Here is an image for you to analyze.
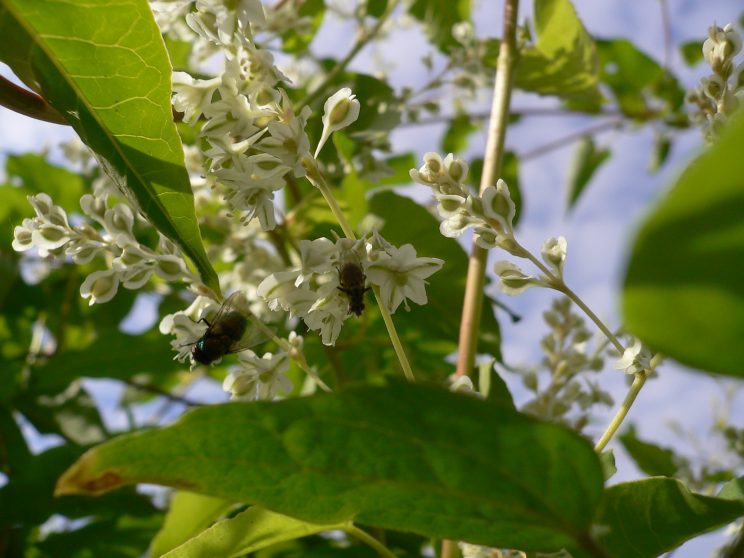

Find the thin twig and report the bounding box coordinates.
[519,119,624,161]
[658,0,673,71]
[122,378,202,407]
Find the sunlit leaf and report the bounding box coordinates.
[407,0,471,53]
[515,0,601,104]
[0,0,220,295]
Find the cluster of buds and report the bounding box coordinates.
[171,0,313,231]
[516,298,613,431]
[410,153,568,296]
[687,23,744,140]
[257,233,443,346]
[13,193,197,305]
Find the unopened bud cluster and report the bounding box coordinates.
[13,193,197,305]
[687,23,744,140]
[516,298,613,431]
[411,153,568,296]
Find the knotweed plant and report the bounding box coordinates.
[3,1,744,558]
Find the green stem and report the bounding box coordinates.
[454,0,520,379]
[306,168,415,382]
[594,371,647,451]
[295,0,399,110]
[345,525,398,558]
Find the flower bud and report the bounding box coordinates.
[12,224,34,252]
[314,88,360,157]
[493,261,544,295]
[80,269,120,305]
[480,179,516,231]
[541,236,568,276]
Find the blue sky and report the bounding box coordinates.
[1,1,743,556]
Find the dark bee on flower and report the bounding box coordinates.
[337,260,370,317]
[191,292,270,365]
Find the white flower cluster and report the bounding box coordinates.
[257,233,443,346]
[13,193,197,305]
[171,0,312,231]
[410,152,568,296]
[687,22,744,140]
[159,295,295,400]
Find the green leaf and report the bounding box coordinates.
[648,132,672,173]
[596,478,744,558]
[57,383,604,554]
[719,477,744,501]
[618,425,679,477]
[597,39,686,120]
[515,0,601,104]
[566,137,610,210]
[281,0,325,54]
[0,0,220,295]
[442,114,479,154]
[679,40,704,66]
[599,449,617,481]
[622,113,744,376]
[369,192,501,362]
[151,492,237,558]
[161,506,346,558]
[6,154,85,212]
[407,0,471,53]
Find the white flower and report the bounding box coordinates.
[614,338,654,375]
[12,220,35,252]
[541,236,568,277]
[80,269,120,305]
[172,72,221,125]
[223,350,292,400]
[159,297,217,363]
[703,23,742,76]
[314,88,360,157]
[366,243,443,313]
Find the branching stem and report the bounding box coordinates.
[346,525,398,558]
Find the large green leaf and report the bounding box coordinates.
[622,113,744,376]
[57,383,604,554]
[596,478,744,558]
[369,192,501,362]
[161,506,346,558]
[0,0,220,295]
[515,0,601,104]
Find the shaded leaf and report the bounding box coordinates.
[0,0,220,295]
[599,449,617,481]
[622,113,744,376]
[442,114,479,154]
[648,132,672,173]
[161,506,346,558]
[5,154,85,213]
[57,383,604,554]
[679,40,704,67]
[566,137,610,210]
[619,425,679,477]
[597,478,744,558]
[515,0,601,104]
[281,0,325,54]
[369,192,501,362]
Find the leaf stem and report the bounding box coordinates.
[346,525,398,558]
[455,0,519,380]
[295,0,399,110]
[594,370,648,452]
[0,75,68,125]
[304,167,415,381]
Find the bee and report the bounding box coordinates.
[337,260,370,317]
[191,292,270,365]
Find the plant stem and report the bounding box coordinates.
[594,371,647,452]
[305,168,415,381]
[455,0,520,381]
[519,118,624,161]
[295,0,399,110]
[346,525,398,558]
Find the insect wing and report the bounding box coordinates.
[207,291,246,330]
[226,322,274,354]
